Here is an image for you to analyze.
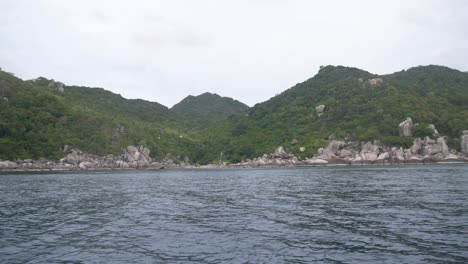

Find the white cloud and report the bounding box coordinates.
[0,0,467,107]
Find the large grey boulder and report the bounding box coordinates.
[317,140,345,159]
[66,149,82,164]
[360,141,380,162]
[398,117,413,137]
[422,137,449,158]
[461,130,468,155]
[48,81,65,92]
[123,145,152,165]
[410,138,422,155]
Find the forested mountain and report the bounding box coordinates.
[1,65,467,164]
[171,92,249,126]
[195,65,468,163]
[0,71,199,160]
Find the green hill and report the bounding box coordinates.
[0,71,199,161]
[171,92,249,126]
[196,65,468,163]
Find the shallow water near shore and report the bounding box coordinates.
[1,165,467,263]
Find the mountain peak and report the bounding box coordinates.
[171,92,249,126]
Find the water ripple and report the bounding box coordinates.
[1,165,467,263]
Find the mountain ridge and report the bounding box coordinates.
[1,64,467,164]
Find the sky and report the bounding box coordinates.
[1,0,467,107]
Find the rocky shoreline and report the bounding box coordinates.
[1,134,468,171]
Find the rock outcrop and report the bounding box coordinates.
[272,146,289,159]
[461,130,468,155]
[398,117,414,137]
[48,81,65,92]
[315,104,325,116]
[368,78,383,85]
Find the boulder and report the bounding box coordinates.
[299,147,306,152]
[48,81,65,92]
[272,146,289,159]
[291,139,299,145]
[339,149,354,159]
[444,153,460,161]
[398,117,413,137]
[391,148,405,162]
[315,105,325,116]
[305,158,328,165]
[318,140,345,159]
[360,141,380,162]
[66,149,82,164]
[123,145,152,165]
[410,138,422,155]
[422,137,449,157]
[377,152,389,161]
[461,130,468,155]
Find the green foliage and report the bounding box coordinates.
[196,65,468,162]
[171,92,249,127]
[413,124,435,138]
[1,65,467,163]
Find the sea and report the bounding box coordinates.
[1,165,467,263]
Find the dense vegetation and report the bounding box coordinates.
[194,65,468,163]
[171,92,249,127]
[1,65,467,164]
[0,72,200,161]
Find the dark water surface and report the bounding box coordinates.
[1,165,467,263]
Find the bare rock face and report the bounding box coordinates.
[461,130,468,155]
[368,78,383,85]
[48,81,65,92]
[123,145,152,165]
[272,146,289,159]
[315,105,325,116]
[398,117,414,137]
[360,141,381,162]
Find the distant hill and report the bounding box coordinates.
[196,65,468,163]
[171,92,249,126]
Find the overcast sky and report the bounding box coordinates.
[1,0,467,107]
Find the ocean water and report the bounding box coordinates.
[0,165,467,263]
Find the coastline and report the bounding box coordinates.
[1,159,467,173]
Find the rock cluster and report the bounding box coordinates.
[234,146,300,167]
[305,136,464,165]
[234,133,468,167]
[0,145,179,171]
